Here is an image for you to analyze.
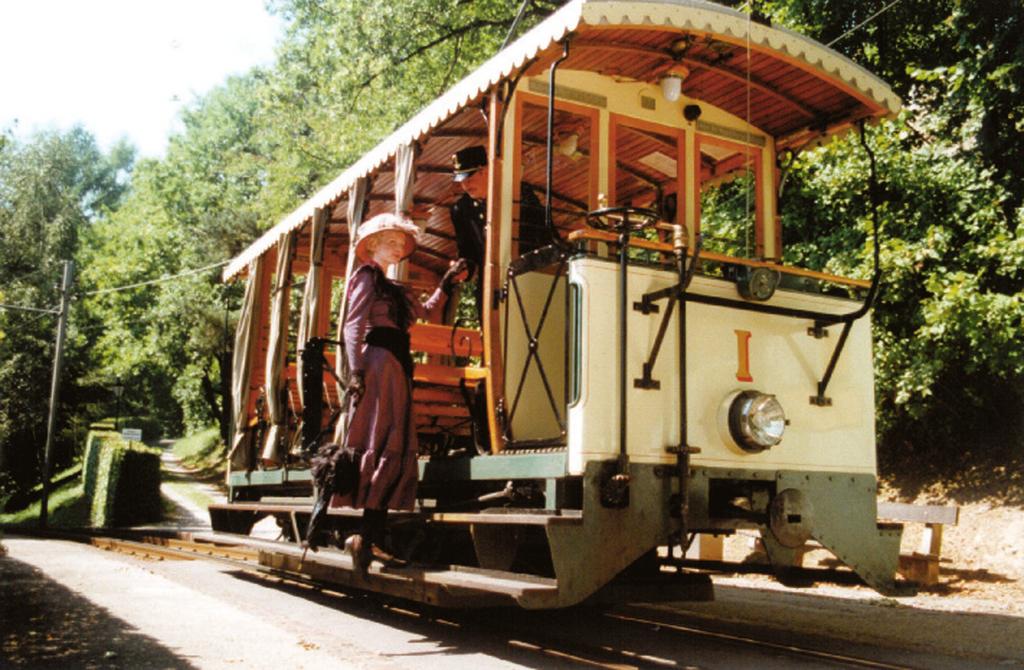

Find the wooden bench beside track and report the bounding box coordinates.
[877,501,960,586]
[683,501,959,586]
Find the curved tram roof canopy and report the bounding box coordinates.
[224,0,900,281]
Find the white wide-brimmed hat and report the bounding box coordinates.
[354,212,420,263]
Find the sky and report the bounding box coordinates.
[0,0,283,158]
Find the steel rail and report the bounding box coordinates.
[606,610,917,670]
[89,536,259,564]
[20,528,920,668]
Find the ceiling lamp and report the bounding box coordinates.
[659,65,690,102]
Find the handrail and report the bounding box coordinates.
[566,228,870,290]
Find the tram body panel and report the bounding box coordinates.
[567,257,876,475]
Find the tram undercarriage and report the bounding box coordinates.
[211,456,900,608]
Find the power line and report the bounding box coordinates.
[83,259,230,297]
[0,302,59,315]
[826,0,903,48]
[20,310,55,327]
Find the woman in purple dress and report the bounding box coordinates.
[343,212,465,572]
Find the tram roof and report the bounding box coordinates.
[224,0,900,280]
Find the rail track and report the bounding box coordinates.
[11,528,921,669]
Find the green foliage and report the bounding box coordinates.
[780,114,1024,461]
[700,172,758,257]
[0,464,82,513]
[81,430,106,499]
[263,0,557,201]
[83,431,161,527]
[754,0,1024,468]
[172,426,225,475]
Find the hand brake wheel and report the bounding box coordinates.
[586,206,661,233]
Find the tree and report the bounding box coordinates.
[0,127,133,499]
[779,116,1024,475]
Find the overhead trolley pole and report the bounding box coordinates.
[39,260,74,529]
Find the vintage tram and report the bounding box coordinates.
[211,0,903,607]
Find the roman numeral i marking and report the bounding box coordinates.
[735,329,753,382]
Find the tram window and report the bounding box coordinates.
[698,138,760,259]
[568,281,582,407]
[611,117,683,260]
[328,276,345,336]
[288,277,304,361]
[515,98,596,257]
[612,122,679,217]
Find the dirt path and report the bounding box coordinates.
[145,443,226,531]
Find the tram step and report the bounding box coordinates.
[191,531,559,608]
[208,502,583,527]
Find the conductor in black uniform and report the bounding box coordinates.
[450,145,551,317]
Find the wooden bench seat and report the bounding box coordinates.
[308,324,486,438]
[315,324,485,387]
[409,322,483,359]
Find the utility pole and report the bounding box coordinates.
[39,260,74,529]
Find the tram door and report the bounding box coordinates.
[503,95,596,445]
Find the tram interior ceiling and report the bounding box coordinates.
[213,0,910,608]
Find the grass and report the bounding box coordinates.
[171,426,227,480]
[0,480,90,529]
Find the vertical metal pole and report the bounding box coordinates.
[545,40,570,236]
[619,227,629,468]
[39,260,73,529]
[675,237,690,531]
[224,301,232,450]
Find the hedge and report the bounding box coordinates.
[82,430,162,527]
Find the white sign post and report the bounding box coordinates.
[121,428,143,442]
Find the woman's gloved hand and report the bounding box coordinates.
[441,258,470,295]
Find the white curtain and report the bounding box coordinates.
[260,230,295,466]
[389,142,419,281]
[296,206,327,407]
[395,141,418,216]
[227,256,266,470]
[332,178,368,443]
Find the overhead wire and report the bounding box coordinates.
[83,259,230,297]
[826,0,903,48]
[0,302,59,315]
[17,309,56,328]
[4,257,231,315]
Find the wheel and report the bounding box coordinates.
[586,206,661,233]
